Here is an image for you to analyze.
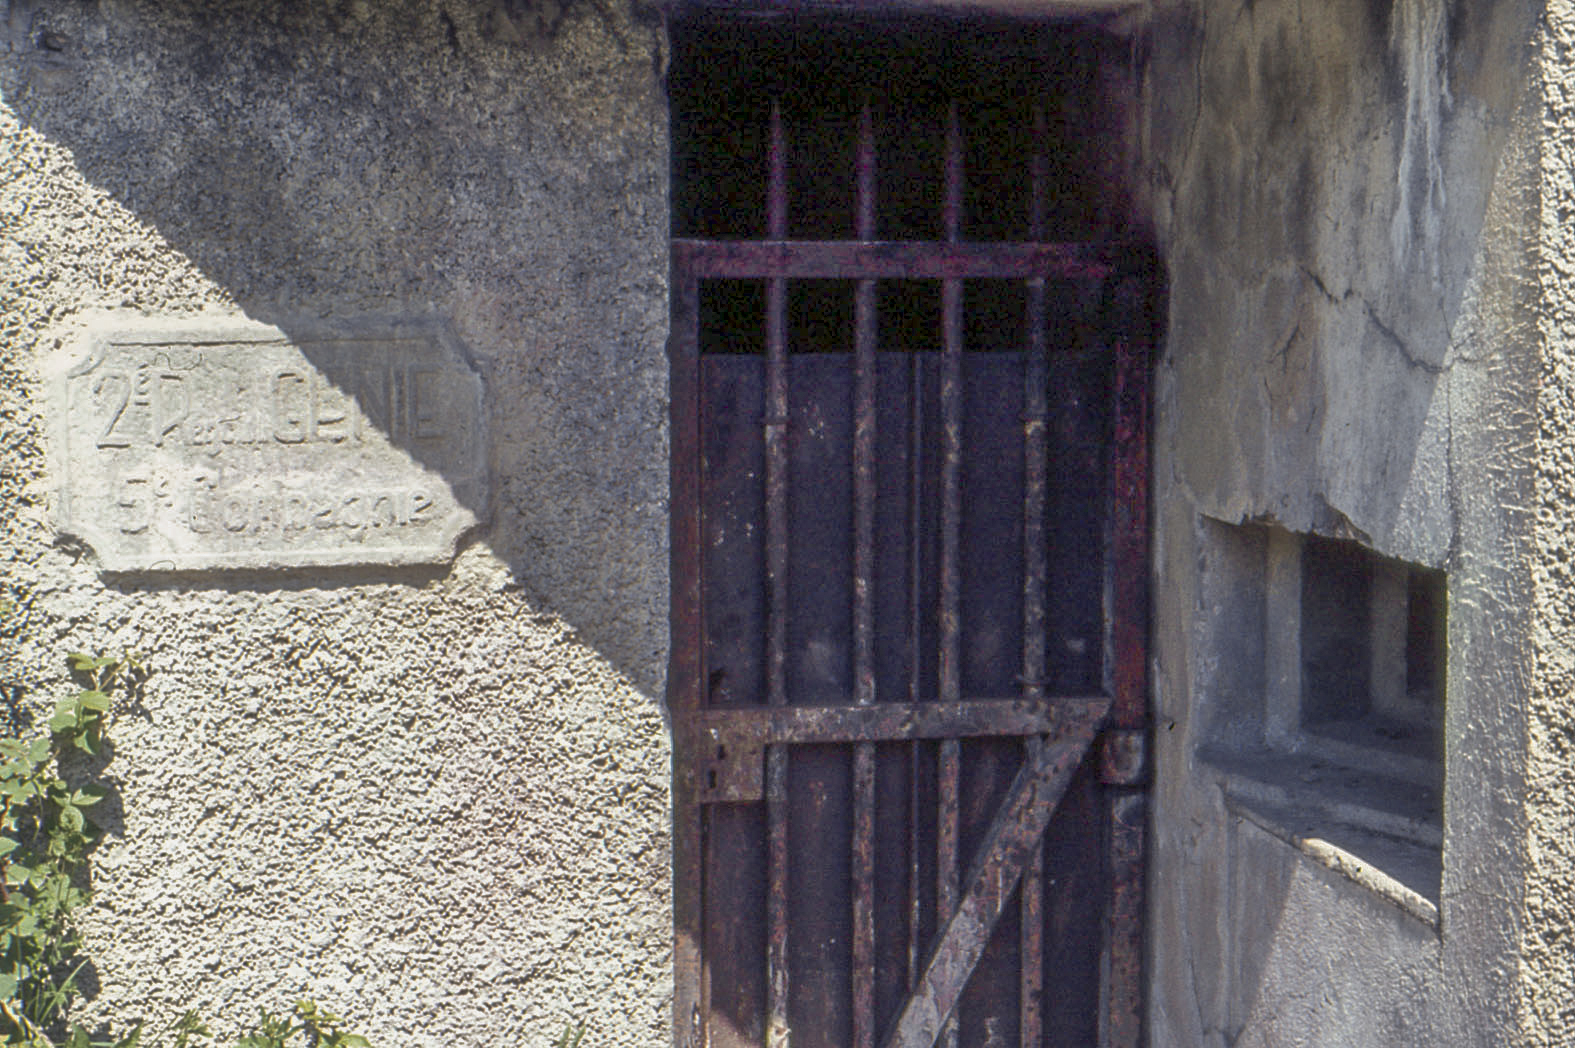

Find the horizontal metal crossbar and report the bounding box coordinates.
[681,696,1110,803]
[673,238,1149,280]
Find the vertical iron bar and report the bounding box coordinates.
[1102,791,1146,1048]
[853,100,878,702]
[1019,104,1050,1048]
[937,100,964,1048]
[1101,319,1150,1048]
[765,100,792,1048]
[906,327,925,995]
[1109,330,1148,735]
[1022,105,1049,706]
[671,250,707,1048]
[851,99,879,1048]
[767,104,790,707]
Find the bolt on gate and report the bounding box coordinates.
[669,17,1157,1048]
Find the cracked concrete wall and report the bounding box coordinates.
[1148,0,1542,1043]
[0,1,671,1045]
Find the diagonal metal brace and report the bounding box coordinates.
[882,698,1110,1048]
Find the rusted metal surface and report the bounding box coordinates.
[1110,325,1149,732]
[936,100,964,1048]
[853,103,879,708]
[1022,103,1050,705]
[852,742,877,1048]
[765,100,792,1048]
[670,68,1157,1048]
[1018,106,1050,1048]
[905,347,926,1007]
[851,99,879,1048]
[683,696,1111,801]
[689,695,1105,745]
[938,102,964,713]
[1100,791,1146,1048]
[1098,728,1147,787]
[1021,274,1049,702]
[1019,802,1044,1048]
[765,106,789,717]
[671,239,1142,281]
[1100,284,1154,1048]
[884,702,1108,1048]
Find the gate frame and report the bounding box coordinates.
[667,68,1157,1048]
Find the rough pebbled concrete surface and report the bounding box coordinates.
[1148,0,1542,1043]
[1527,1,1575,1040]
[1,0,671,1043]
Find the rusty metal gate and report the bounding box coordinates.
[669,33,1155,1048]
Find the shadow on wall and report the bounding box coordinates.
[1152,0,1540,561]
[2,0,670,695]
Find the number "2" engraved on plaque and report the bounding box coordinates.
[95,371,133,448]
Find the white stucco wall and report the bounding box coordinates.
[0,1,672,1044]
[1527,1,1575,1038]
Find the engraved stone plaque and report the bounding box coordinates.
[49,317,487,571]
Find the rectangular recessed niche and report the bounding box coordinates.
[1271,531,1446,781]
[1204,521,1445,925]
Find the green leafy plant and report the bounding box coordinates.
[225,1001,368,1048]
[0,650,134,1045]
[0,637,370,1048]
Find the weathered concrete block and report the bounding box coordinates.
[48,315,486,571]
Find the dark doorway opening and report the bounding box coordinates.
[671,14,1133,244]
[668,13,1157,1048]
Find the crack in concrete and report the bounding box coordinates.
[1299,264,1449,375]
[1362,299,1448,375]
[1270,318,1301,374]
[1299,263,1344,304]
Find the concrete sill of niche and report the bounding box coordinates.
[1200,746,1442,929]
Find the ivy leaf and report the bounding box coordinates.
[48,708,77,732]
[0,971,15,998]
[77,690,110,712]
